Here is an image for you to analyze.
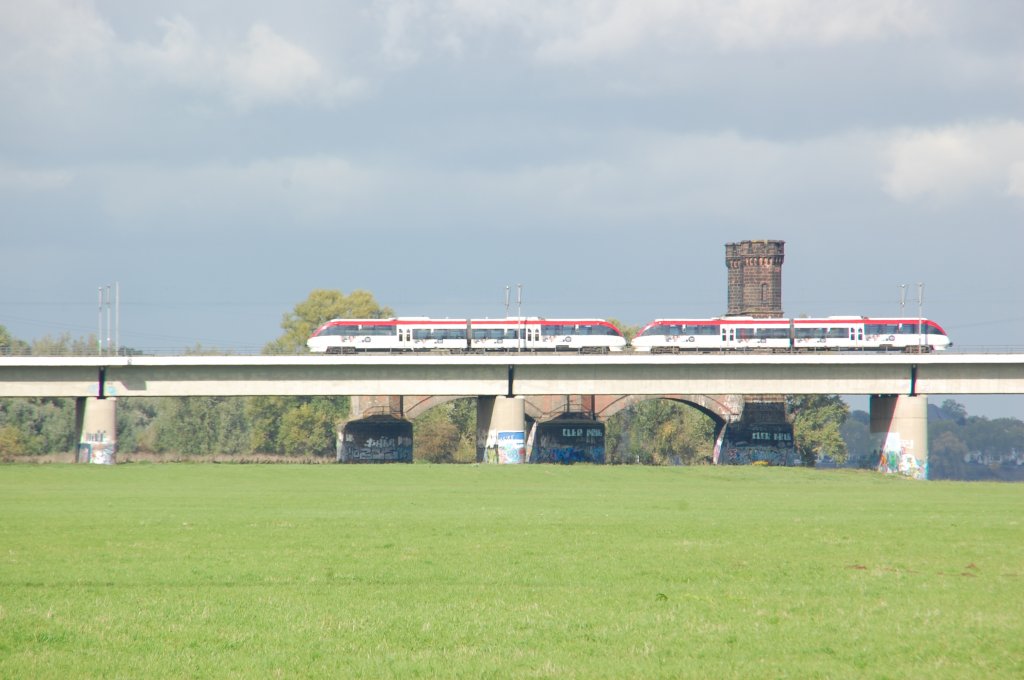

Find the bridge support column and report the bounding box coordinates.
[477,396,526,464]
[532,415,605,464]
[337,416,413,463]
[871,395,928,480]
[75,397,117,464]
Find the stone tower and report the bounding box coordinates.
[725,240,785,318]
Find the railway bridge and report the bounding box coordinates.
[2,353,1023,477]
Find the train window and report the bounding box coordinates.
[795,328,824,339]
[504,329,518,340]
[413,329,431,340]
[827,328,848,339]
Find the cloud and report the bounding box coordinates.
[883,121,1024,202]
[124,17,363,109]
[437,0,937,63]
[0,165,74,191]
[1,3,362,110]
[94,155,376,228]
[0,0,114,69]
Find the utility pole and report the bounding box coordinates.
[917,282,924,351]
[517,284,523,352]
[97,287,103,355]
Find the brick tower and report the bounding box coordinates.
[725,240,785,318]
[719,240,795,465]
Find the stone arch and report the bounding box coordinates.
[594,393,743,437]
[402,395,474,421]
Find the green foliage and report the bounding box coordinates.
[0,398,76,455]
[31,333,100,357]
[413,399,476,463]
[0,425,28,456]
[279,402,336,456]
[150,397,251,455]
[839,410,875,468]
[245,396,349,455]
[928,399,1024,480]
[606,317,640,342]
[0,325,30,356]
[264,289,395,354]
[787,394,850,465]
[606,399,716,464]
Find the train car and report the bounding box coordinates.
[307,318,469,354]
[307,317,626,354]
[631,316,951,353]
[469,318,626,353]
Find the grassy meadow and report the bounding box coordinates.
[0,463,1022,678]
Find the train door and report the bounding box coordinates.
[397,326,411,351]
[721,325,735,348]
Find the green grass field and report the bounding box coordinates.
[1,464,1021,679]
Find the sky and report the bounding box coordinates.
[2,1,1023,417]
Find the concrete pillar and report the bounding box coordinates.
[477,396,526,464]
[871,395,928,480]
[75,397,117,465]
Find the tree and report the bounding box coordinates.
[929,430,970,480]
[0,325,30,356]
[839,410,875,468]
[606,399,716,465]
[414,400,476,463]
[787,394,849,466]
[264,289,394,354]
[607,318,641,343]
[279,402,336,456]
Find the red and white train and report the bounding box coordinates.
[307,317,627,354]
[631,316,952,353]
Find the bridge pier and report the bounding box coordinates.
[75,397,117,464]
[477,396,526,464]
[532,414,605,464]
[871,394,929,479]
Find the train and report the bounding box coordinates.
[307,315,951,354]
[631,316,951,353]
[307,317,628,354]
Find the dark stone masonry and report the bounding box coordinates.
[725,240,785,318]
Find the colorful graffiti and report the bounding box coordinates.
[532,422,605,464]
[78,429,116,464]
[876,433,927,480]
[339,417,414,463]
[497,431,525,464]
[716,423,797,466]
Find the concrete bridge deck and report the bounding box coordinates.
[1,353,1022,398]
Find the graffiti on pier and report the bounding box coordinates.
[78,429,116,464]
[338,416,413,463]
[533,421,605,464]
[876,432,926,480]
[716,423,797,466]
[497,431,525,464]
